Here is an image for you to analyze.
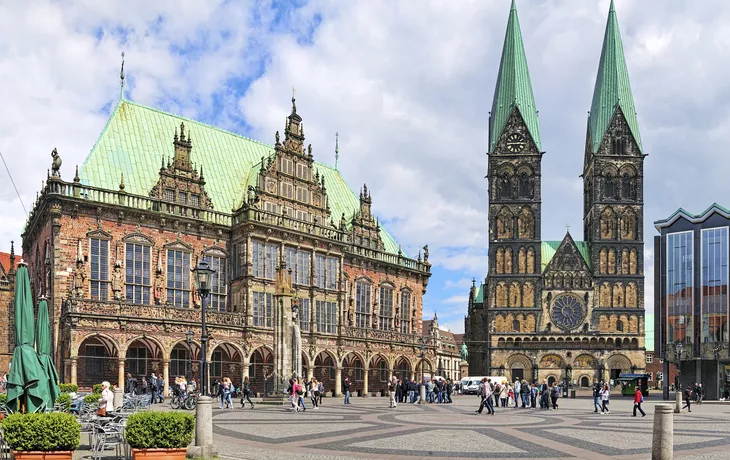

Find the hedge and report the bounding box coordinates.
[59,384,78,394]
[125,412,195,449]
[2,412,80,451]
[92,384,103,394]
[55,393,71,411]
[0,394,7,405]
[83,393,101,404]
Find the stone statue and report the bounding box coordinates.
[71,259,86,298]
[292,304,302,379]
[275,131,280,144]
[51,148,62,177]
[111,261,124,300]
[423,245,429,263]
[460,343,468,362]
[153,264,165,305]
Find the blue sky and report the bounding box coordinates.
[4,0,730,333]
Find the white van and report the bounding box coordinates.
[462,376,510,395]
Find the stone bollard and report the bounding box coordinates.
[186,396,218,459]
[113,388,123,412]
[652,404,673,460]
[675,391,682,413]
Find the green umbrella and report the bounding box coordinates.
[7,264,50,413]
[36,298,60,409]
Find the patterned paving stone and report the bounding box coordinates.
[349,429,526,453]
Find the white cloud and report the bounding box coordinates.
[444,278,474,290]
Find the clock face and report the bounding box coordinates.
[550,294,586,332]
[506,133,526,152]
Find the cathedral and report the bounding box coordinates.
[464,0,646,386]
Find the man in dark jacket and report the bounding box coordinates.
[343,377,352,404]
[520,378,530,407]
[435,379,444,403]
[592,378,601,413]
[125,373,137,394]
[682,385,692,412]
[446,380,453,403]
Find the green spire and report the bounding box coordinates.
[489,0,541,153]
[588,0,642,153]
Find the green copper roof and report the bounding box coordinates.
[588,0,643,153]
[654,202,730,231]
[489,0,541,153]
[540,240,591,272]
[475,283,485,303]
[79,99,401,255]
[645,313,654,352]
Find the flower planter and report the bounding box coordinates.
[131,448,187,459]
[12,451,73,460]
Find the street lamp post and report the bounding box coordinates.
[419,338,426,404]
[674,342,684,391]
[185,330,194,381]
[192,260,215,396]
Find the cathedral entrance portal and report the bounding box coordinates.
[548,376,556,386]
[511,367,524,381]
[581,376,590,387]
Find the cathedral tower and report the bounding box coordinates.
[583,1,645,356]
[475,0,543,375]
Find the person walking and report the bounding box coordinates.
[600,383,610,414]
[343,377,351,404]
[592,378,601,413]
[308,378,319,409]
[682,385,692,412]
[513,379,521,409]
[500,381,508,407]
[475,378,494,415]
[317,380,325,406]
[295,378,307,411]
[530,383,537,409]
[125,373,137,394]
[550,382,560,409]
[520,379,530,408]
[241,376,255,409]
[156,374,165,404]
[388,375,398,408]
[632,386,646,417]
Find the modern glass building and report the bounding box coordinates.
[655,204,730,399]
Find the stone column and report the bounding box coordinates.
[70,358,78,386]
[410,371,415,381]
[652,404,673,460]
[163,360,170,397]
[307,363,314,381]
[242,357,250,381]
[675,390,682,413]
[362,367,369,397]
[187,396,218,458]
[113,388,123,412]
[335,366,342,397]
[117,359,126,393]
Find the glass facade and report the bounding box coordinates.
[701,227,729,343]
[666,231,693,344]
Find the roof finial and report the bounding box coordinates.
[291,87,297,114]
[609,0,615,13]
[73,165,80,183]
[511,0,516,10]
[119,173,125,191]
[335,132,339,171]
[120,51,125,100]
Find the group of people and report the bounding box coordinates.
[124,373,165,403]
[288,377,326,411]
[475,377,561,415]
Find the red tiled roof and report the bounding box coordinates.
[453,334,464,348]
[0,252,10,274]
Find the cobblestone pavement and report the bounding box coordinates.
[208,395,730,460]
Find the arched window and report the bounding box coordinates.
[498,173,512,199]
[616,320,624,332]
[513,319,520,332]
[621,173,635,200]
[604,173,617,200]
[518,172,532,198]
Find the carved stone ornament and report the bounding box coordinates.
[111,261,124,300]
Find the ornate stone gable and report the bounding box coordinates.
[349,184,384,252]
[543,232,592,291]
[491,107,541,156]
[596,107,641,158]
[149,123,214,210]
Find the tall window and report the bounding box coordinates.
[126,347,147,376]
[84,345,105,378]
[252,241,278,280]
[281,157,294,175]
[90,238,109,300]
[296,250,310,285]
[355,282,371,328]
[125,243,151,304]
[315,254,325,288]
[211,351,223,380]
[400,290,411,334]
[667,231,693,343]
[296,187,309,203]
[280,182,294,199]
[203,254,228,311]
[316,300,337,334]
[702,227,728,343]
[166,250,191,307]
[299,298,310,332]
[325,257,338,289]
[379,287,394,330]
[253,292,273,328]
[170,348,190,377]
[296,163,309,180]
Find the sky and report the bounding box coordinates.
[0,0,728,334]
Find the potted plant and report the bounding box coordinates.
[1,412,80,459]
[125,412,195,459]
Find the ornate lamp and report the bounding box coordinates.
[185,330,194,345]
[191,260,216,396]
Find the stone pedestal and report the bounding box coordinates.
[460,360,469,379]
[187,396,218,459]
[113,388,123,411]
[652,404,673,460]
[675,391,682,413]
[418,384,426,404]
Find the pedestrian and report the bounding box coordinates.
[500,381,508,407]
[682,385,692,412]
[475,378,494,415]
[540,379,550,410]
[343,377,351,404]
[308,378,319,409]
[513,379,521,408]
[317,380,324,406]
[550,382,559,409]
[125,373,137,395]
[241,376,255,409]
[408,379,416,403]
[141,375,148,395]
[156,374,165,404]
[592,378,601,413]
[632,386,646,417]
[395,379,403,403]
[295,378,306,411]
[530,383,537,409]
[600,383,610,414]
[446,379,453,403]
[520,379,530,408]
[388,375,398,408]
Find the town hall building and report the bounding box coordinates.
[464,1,646,386]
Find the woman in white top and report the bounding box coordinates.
[500,382,509,407]
[599,383,610,414]
[100,381,114,415]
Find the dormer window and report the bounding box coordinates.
[164,188,175,202]
[178,192,188,204]
[280,182,294,199]
[296,187,309,204]
[281,157,294,175]
[296,163,309,180]
[190,194,200,207]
